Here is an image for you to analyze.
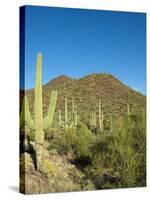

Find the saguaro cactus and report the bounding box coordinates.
[72,98,78,127]
[22,53,57,170]
[65,97,68,128]
[63,97,78,129]
[74,108,78,126]
[58,109,62,128]
[98,98,104,132]
[127,103,130,116]
[90,108,96,130]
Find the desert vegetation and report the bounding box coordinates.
[20,53,146,194]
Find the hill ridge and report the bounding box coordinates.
[20,72,146,122]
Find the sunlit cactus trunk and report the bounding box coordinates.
[22,53,57,171]
[34,53,44,170]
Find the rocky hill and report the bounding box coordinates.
[20,73,146,125]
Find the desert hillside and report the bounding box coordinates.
[20,73,146,124]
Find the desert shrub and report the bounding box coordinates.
[82,179,95,191]
[48,110,146,189]
[49,123,94,161]
[90,134,113,167]
[44,128,58,141]
[41,159,58,179]
[75,123,94,158]
[82,110,146,189]
[108,111,146,187]
[48,128,77,156]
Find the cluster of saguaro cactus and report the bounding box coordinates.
[58,97,78,129]
[21,53,57,170]
[90,98,104,132]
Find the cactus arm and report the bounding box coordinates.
[25,96,35,130]
[43,90,57,130]
[20,97,25,128]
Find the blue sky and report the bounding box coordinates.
[21,6,146,94]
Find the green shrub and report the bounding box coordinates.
[75,123,94,158]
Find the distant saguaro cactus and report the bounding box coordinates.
[127,103,130,116]
[22,53,57,170]
[65,97,68,128]
[72,98,78,127]
[98,98,103,132]
[58,109,62,128]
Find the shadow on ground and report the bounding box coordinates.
[9,185,19,193]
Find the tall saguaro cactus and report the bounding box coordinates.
[22,53,57,170]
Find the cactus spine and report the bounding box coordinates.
[23,53,57,170]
